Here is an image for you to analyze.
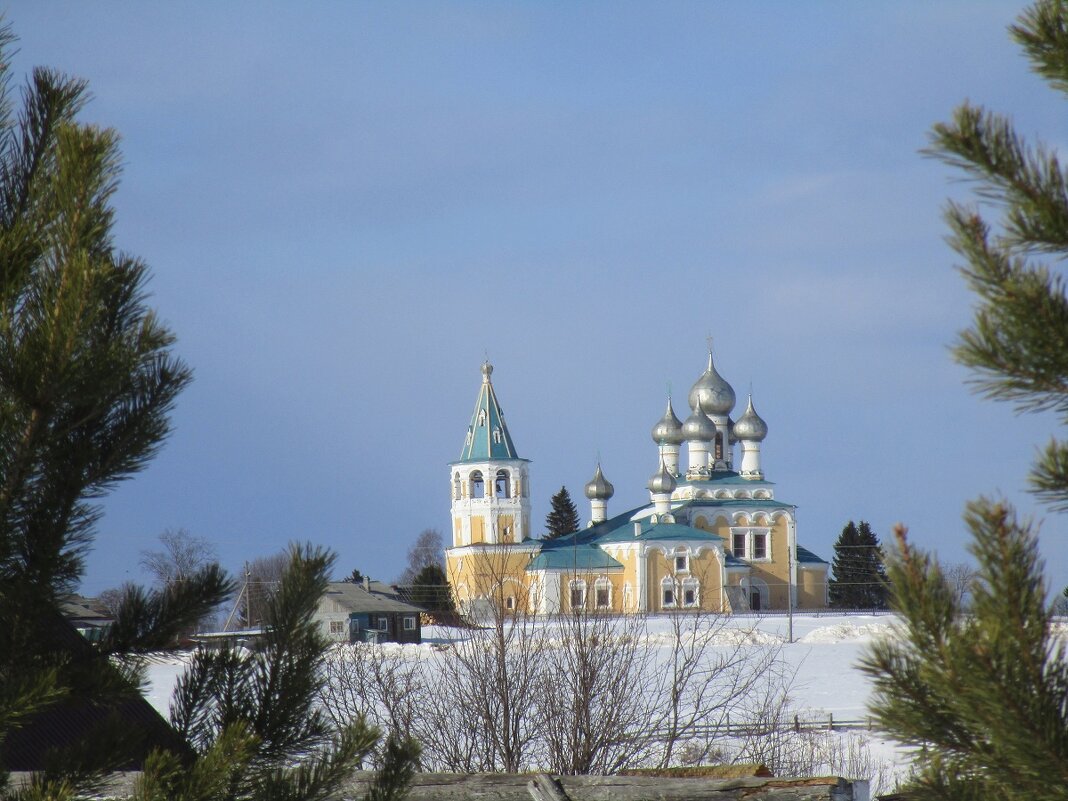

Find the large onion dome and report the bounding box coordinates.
[688,353,736,416]
[651,398,685,445]
[681,405,717,442]
[647,460,677,495]
[733,395,768,442]
[584,463,615,500]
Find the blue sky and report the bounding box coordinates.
[7,2,1067,596]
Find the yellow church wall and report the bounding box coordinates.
[470,516,485,543]
[497,513,514,543]
[644,548,724,613]
[446,547,538,613]
[798,567,829,608]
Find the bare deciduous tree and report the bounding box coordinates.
[140,528,217,585]
[942,561,978,608]
[398,528,445,585]
[535,609,656,774]
[319,642,424,768]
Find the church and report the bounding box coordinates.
[444,353,829,615]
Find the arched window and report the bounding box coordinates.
[453,472,461,500]
[569,580,586,610]
[495,469,510,498]
[477,410,487,427]
[492,427,502,444]
[674,546,690,574]
[682,577,700,608]
[594,577,612,609]
[470,471,485,499]
[661,576,677,608]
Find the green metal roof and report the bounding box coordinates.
[796,545,829,565]
[675,471,776,487]
[597,519,725,544]
[456,363,521,462]
[527,546,624,572]
[681,498,796,510]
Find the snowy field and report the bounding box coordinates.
[144,613,897,723]
[143,612,1068,793]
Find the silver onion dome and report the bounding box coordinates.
[681,405,717,442]
[647,460,677,495]
[688,353,736,416]
[733,395,768,441]
[651,398,685,445]
[584,463,615,500]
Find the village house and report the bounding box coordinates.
[314,580,423,644]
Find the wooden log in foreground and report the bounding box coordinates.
[341,772,867,801]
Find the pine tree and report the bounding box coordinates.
[0,23,231,794]
[861,2,1068,796]
[544,486,580,539]
[0,27,418,800]
[828,520,888,609]
[145,544,420,801]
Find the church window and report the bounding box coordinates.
[683,578,699,608]
[477,410,487,427]
[453,472,461,500]
[714,432,723,461]
[753,532,768,559]
[661,577,677,608]
[493,427,502,444]
[470,471,485,499]
[674,547,689,573]
[495,469,510,498]
[595,578,611,609]
[506,595,515,610]
[569,580,586,610]
[732,532,746,557]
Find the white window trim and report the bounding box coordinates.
[661,576,677,608]
[403,616,416,631]
[673,547,690,574]
[377,616,388,631]
[569,579,587,610]
[730,527,772,562]
[594,577,612,609]
[682,577,700,608]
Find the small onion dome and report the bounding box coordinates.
[481,361,494,381]
[584,463,615,500]
[647,460,677,495]
[651,398,685,445]
[733,395,768,442]
[681,405,717,442]
[688,352,736,416]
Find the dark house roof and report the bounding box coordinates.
[322,582,424,615]
[0,606,192,772]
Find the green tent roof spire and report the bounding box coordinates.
[458,361,520,461]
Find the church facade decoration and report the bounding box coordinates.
[445,354,829,615]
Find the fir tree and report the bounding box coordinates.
[409,563,455,614]
[862,2,1068,797]
[544,486,580,539]
[828,521,889,609]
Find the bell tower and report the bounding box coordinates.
[449,362,531,547]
